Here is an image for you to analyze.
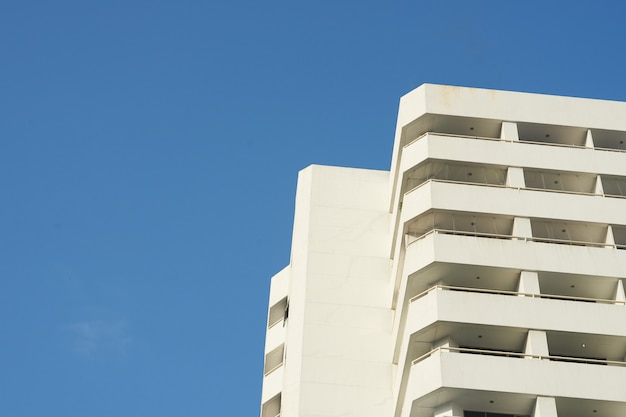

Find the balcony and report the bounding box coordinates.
[602,175,626,198]
[516,121,588,148]
[613,226,626,250]
[402,162,618,199]
[407,228,613,250]
[523,169,597,194]
[400,348,626,417]
[406,286,626,339]
[402,181,626,231]
[389,134,626,257]
[391,285,626,417]
[590,128,626,152]
[404,231,626,283]
[400,115,502,147]
[399,133,626,189]
[402,161,507,197]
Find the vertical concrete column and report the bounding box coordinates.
[501,121,519,141]
[532,396,558,417]
[432,337,458,352]
[433,402,463,417]
[585,129,595,148]
[605,225,616,248]
[513,217,533,239]
[430,279,448,290]
[506,167,526,188]
[614,279,626,303]
[517,271,540,296]
[524,330,549,358]
[594,174,604,195]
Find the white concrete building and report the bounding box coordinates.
[260,84,626,417]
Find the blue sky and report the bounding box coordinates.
[2,1,626,416]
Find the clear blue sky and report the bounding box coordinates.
[1,1,625,416]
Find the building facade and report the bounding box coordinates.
[260,85,626,417]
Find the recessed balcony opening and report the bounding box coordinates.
[524,169,596,194]
[601,175,626,198]
[517,122,587,147]
[261,393,281,417]
[547,331,626,366]
[539,272,618,303]
[411,326,626,369]
[538,272,621,303]
[530,219,608,247]
[407,211,514,242]
[404,160,507,194]
[407,391,537,417]
[556,397,626,417]
[612,226,626,249]
[402,115,502,145]
[409,271,625,307]
[429,115,502,139]
[264,344,285,376]
[405,265,520,303]
[591,128,626,152]
[409,323,528,365]
[268,297,288,328]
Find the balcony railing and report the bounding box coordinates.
[405,228,621,249]
[403,131,626,154]
[404,178,507,197]
[403,177,605,198]
[408,284,626,306]
[411,346,626,367]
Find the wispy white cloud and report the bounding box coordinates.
[68,319,132,357]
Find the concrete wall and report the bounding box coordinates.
[281,165,394,417]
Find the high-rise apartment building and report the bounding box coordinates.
[260,84,626,417]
